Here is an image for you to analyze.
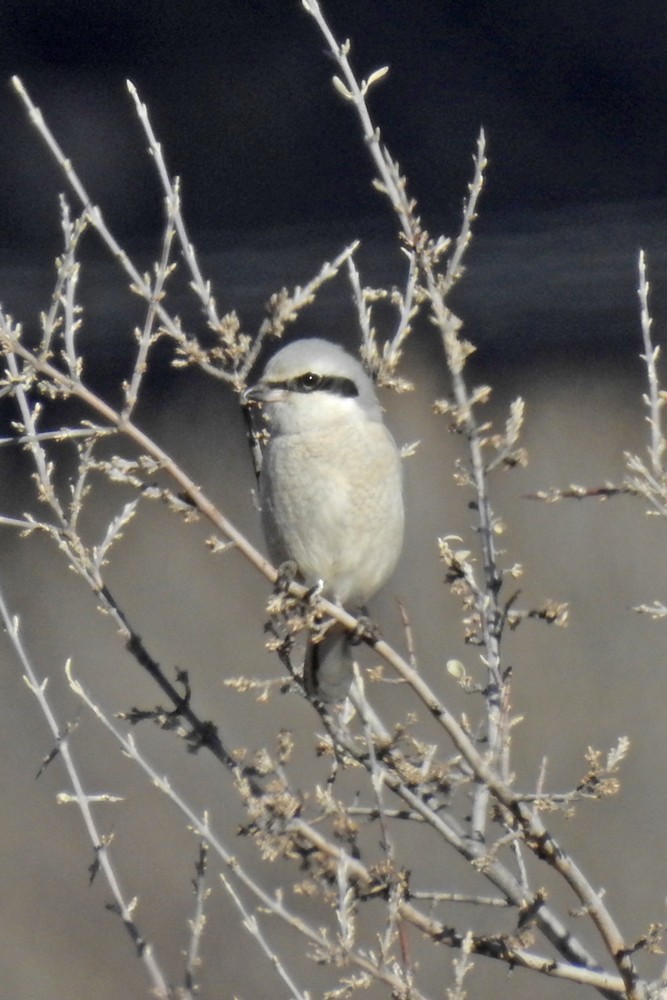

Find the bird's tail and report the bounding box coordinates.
[303,622,354,703]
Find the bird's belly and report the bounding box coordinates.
[261,425,403,605]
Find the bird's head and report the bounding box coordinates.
[243,338,382,435]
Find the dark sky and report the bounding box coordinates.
[1,0,666,252]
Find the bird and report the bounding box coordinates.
[243,338,404,702]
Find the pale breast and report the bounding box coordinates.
[260,420,404,606]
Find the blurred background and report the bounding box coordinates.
[1,1,667,998]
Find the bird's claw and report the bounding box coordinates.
[275,560,299,592]
[304,579,325,603]
[351,613,380,646]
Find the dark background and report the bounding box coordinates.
[2,0,667,365]
[1,0,666,248]
[3,4,667,1000]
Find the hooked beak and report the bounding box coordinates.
[242,382,288,405]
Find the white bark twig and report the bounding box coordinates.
[0,586,171,999]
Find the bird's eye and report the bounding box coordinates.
[296,372,323,391]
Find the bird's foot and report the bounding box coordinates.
[304,578,325,603]
[351,613,381,647]
[274,560,299,593]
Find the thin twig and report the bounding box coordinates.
[182,843,209,1000]
[0,586,171,999]
[637,249,664,478]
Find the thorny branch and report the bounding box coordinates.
[0,5,660,999]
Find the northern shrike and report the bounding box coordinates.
[243,338,404,702]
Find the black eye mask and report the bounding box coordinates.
[269,372,359,397]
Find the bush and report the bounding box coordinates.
[1,3,664,998]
